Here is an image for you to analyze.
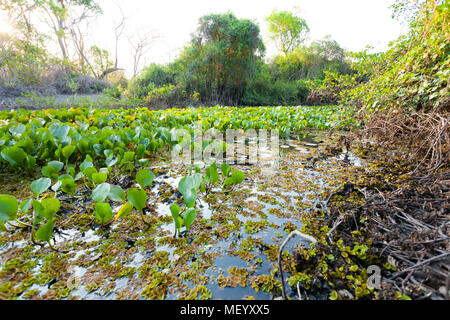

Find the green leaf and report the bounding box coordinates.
[60,178,76,196]
[169,204,182,231]
[108,185,125,202]
[183,208,196,231]
[35,218,55,242]
[32,200,45,225]
[48,161,64,172]
[92,172,107,184]
[183,188,197,208]
[51,181,62,192]
[206,162,219,184]
[41,165,59,180]
[105,155,118,167]
[136,169,155,189]
[19,199,32,213]
[62,145,76,160]
[230,170,245,184]
[121,151,135,163]
[31,178,52,196]
[223,170,245,187]
[0,194,18,222]
[40,198,60,219]
[92,183,111,202]
[115,202,133,220]
[94,202,113,225]
[80,160,93,172]
[1,146,27,167]
[83,167,97,181]
[220,162,231,177]
[127,188,147,211]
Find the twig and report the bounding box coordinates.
[389,252,450,279]
[278,230,317,300]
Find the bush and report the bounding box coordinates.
[306,71,358,106]
[103,86,122,99]
[241,79,310,106]
[128,64,175,98]
[143,84,199,108]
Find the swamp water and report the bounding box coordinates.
[0,131,366,300]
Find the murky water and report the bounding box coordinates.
[0,131,365,300]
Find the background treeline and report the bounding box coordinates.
[125,12,354,107]
[0,1,354,106]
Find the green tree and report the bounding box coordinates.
[178,12,265,104]
[265,9,309,55]
[33,0,102,73]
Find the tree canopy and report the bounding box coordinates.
[265,9,309,55]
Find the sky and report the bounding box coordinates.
[1,0,407,77]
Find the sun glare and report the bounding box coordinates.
[0,14,14,33]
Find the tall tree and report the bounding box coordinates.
[34,0,102,73]
[265,9,309,55]
[180,12,265,104]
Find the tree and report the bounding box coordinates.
[265,9,309,55]
[179,12,265,104]
[34,0,102,73]
[128,30,158,77]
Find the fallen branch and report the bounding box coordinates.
[277,230,317,300]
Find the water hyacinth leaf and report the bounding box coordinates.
[170,204,183,231]
[80,161,93,172]
[41,198,60,219]
[48,161,64,172]
[127,188,147,211]
[51,180,62,192]
[99,167,109,174]
[115,202,133,221]
[136,144,146,157]
[230,170,245,184]
[83,167,97,180]
[77,138,90,154]
[0,195,18,222]
[49,124,70,141]
[136,169,154,188]
[220,162,231,177]
[67,165,76,177]
[105,155,118,167]
[19,199,32,213]
[92,172,107,184]
[35,218,55,242]
[206,162,219,184]
[32,200,45,225]
[94,202,113,225]
[41,165,59,179]
[62,145,76,160]
[108,185,125,202]
[178,174,202,196]
[121,151,135,163]
[93,144,103,156]
[58,174,73,181]
[92,183,111,202]
[183,188,197,208]
[183,208,196,231]
[61,178,76,196]
[74,172,84,181]
[1,146,27,167]
[138,159,149,167]
[31,178,52,196]
[223,170,245,187]
[9,123,26,136]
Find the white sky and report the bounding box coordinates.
[1,0,407,77]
